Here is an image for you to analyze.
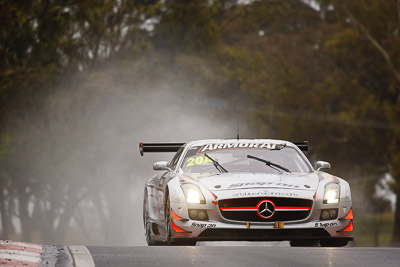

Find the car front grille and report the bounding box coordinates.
[218,197,313,222]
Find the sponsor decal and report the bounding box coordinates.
[199,143,284,153]
[232,190,299,197]
[228,182,300,189]
[191,222,216,228]
[314,222,338,228]
[185,155,212,167]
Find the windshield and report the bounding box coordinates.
[180,142,312,174]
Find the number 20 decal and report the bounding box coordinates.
[186,156,212,166]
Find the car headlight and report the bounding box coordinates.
[323,183,340,204]
[181,184,206,204]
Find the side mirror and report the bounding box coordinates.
[316,161,331,171]
[153,161,171,171]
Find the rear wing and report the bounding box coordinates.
[139,143,185,156]
[139,141,309,156]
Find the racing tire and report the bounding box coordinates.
[143,196,163,246]
[145,221,163,246]
[165,197,196,246]
[290,240,320,247]
[320,239,348,247]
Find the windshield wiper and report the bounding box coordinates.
[204,153,228,173]
[247,154,291,173]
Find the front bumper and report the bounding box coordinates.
[197,229,354,242]
[170,197,354,242]
[170,218,354,242]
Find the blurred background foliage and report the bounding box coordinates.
[0,0,399,246]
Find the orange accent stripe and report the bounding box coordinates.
[345,209,353,220]
[171,220,184,233]
[179,175,189,183]
[180,174,196,183]
[314,191,317,200]
[343,220,353,232]
[171,209,181,221]
[331,175,334,182]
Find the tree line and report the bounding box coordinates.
[0,0,399,245]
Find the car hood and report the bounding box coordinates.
[183,172,319,191]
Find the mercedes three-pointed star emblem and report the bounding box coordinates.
[257,200,276,219]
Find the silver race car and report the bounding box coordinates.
[140,139,354,247]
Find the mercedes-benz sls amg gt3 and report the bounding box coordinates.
[140,139,354,247]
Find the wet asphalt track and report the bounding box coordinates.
[88,246,400,267]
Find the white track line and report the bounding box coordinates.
[68,246,95,267]
[0,241,42,250]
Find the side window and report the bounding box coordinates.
[169,147,184,170]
